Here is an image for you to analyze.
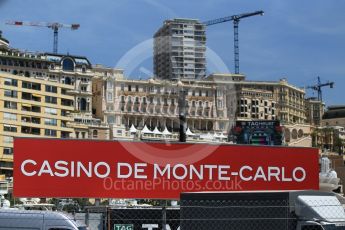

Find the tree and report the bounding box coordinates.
[334,135,344,155]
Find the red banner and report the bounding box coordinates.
[14,138,319,199]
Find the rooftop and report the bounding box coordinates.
[323,106,345,119]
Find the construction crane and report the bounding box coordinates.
[203,10,264,74]
[306,76,334,101]
[5,21,80,54]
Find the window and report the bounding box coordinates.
[80,98,87,111]
[32,106,41,113]
[45,118,57,126]
[4,113,17,121]
[4,101,17,109]
[45,107,58,115]
[121,84,124,91]
[128,85,132,91]
[4,125,17,132]
[3,136,13,143]
[22,92,41,102]
[62,58,74,71]
[81,86,87,92]
[45,85,57,93]
[61,120,67,127]
[22,81,41,90]
[45,129,57,137]
[61,99,73,106]
[107,92,113,101]
[61,110,68,116]
[4,78,17,86]
[107,115,115,124]
[45,96,57,104]
[61,88,67,95]
[3,147,13,155]
[217,100,223,108]
[4,90,17,98]
[135,85,139,92]
[92,130,98,138]
[107,81,113,89]
[64,76,73,85]
[216,90,223,97]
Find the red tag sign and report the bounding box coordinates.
[14,138,319,199]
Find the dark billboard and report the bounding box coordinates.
[233,120,283,146]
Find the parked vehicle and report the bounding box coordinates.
[0,209,88,230]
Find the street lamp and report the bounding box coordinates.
[177,81,187,142]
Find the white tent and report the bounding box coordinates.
[219,133,227,139]
[162,127,172,135]
[141,125,153,134]
[153,127,162,135]
[213,133,221,138]
[200,132,213,140]
[129,124,137,133]
[186,127,195,136]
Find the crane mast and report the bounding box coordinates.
[203,10,264,74]
[307,76,334,102]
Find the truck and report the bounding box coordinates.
[0,209,88,230]
[180,190,345,230]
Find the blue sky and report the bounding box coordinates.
[0,0,344,106]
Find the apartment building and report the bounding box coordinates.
[154,18,206,80]
[305,97,325,126]
[0,72,74,175]
[322,105,345,127]
[0,32,109,175]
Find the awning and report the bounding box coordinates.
[129,124,137,133]
[153,127,162,135]
[141,125,153,134]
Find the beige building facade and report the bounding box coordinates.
[0,34,109,175]
[92,67,309,145]
[305,97,325,126]
[0,72,74,174]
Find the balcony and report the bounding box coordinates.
[21,126,40,135]
[22,92,41,102]
[21,116,41,124]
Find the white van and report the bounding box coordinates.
[0,209,88,230]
